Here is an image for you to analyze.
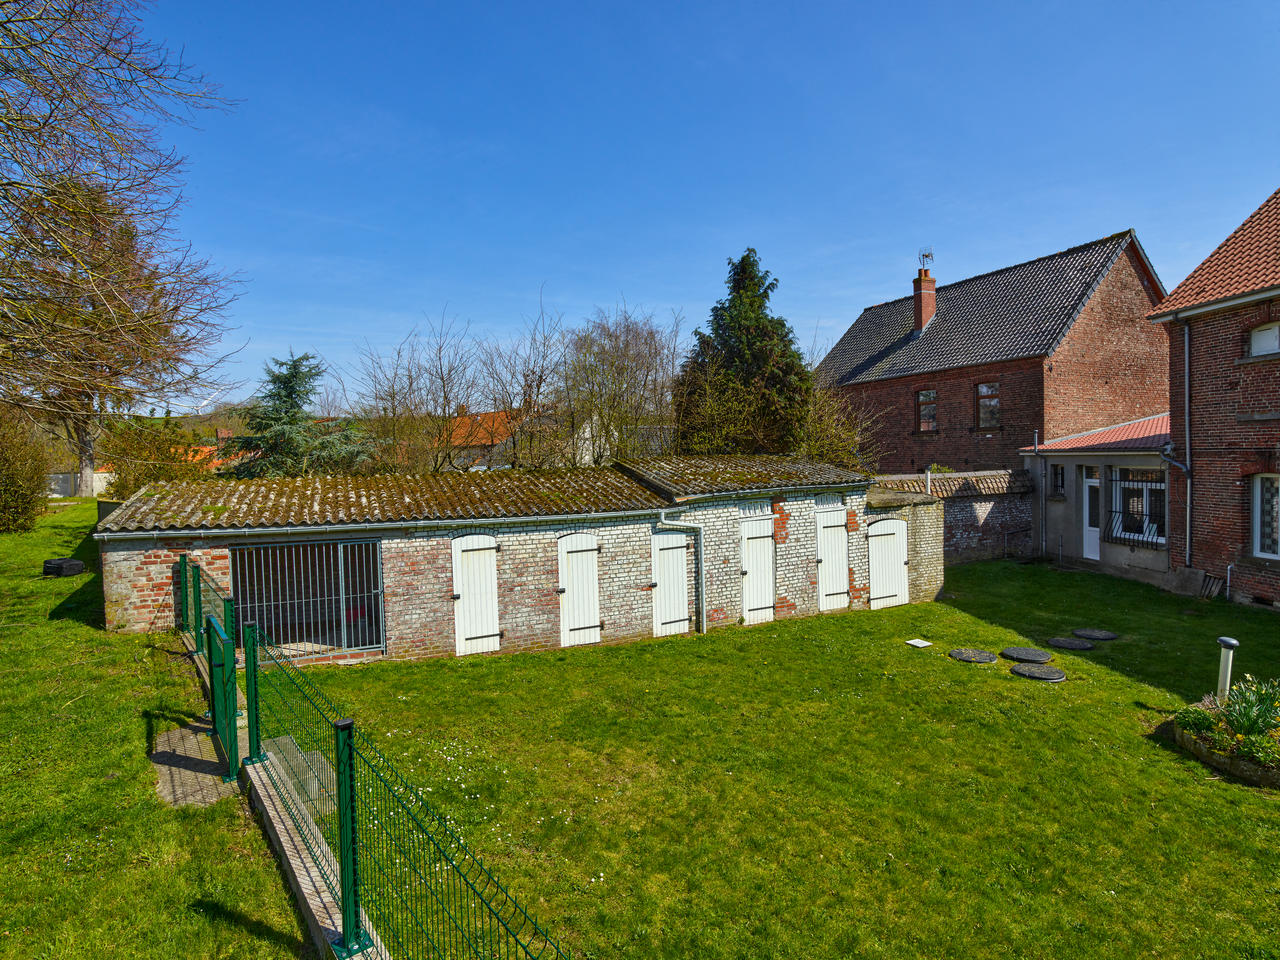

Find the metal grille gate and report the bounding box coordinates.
[232,540,385,660]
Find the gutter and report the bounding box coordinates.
[93,505,670,543]
[656,508,707,634]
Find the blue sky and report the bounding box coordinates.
[149,0,1280,401]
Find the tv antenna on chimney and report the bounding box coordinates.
[918,247,934,269]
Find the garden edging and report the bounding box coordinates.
[1173,724,1280,789]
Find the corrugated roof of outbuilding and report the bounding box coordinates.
[98,468,670,533]
[618,455,869,501]
[876,469,1034,498]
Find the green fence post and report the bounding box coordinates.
[177,555,188,633]
[243,622,263,764]
[332,718,371,958]
[223,595,243,718]
[220,631,238,782]
[206,614,220,730]
[192,566,204,658]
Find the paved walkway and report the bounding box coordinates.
[150,720,241,807]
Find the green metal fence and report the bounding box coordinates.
[177,555,568,960]
[177,556,239,781]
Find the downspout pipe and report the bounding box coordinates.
[657,508,706,634]
[1176,315,1192,569]
[1034,430,1047,557]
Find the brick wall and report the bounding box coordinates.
[1043,244,1168,439]
[877,471,1034,562]
[99,485,949,657]
[841,357,1045,473]
[1168,297,1280,604]
[838,244,1166,474]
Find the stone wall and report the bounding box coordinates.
[876,470,1034,563]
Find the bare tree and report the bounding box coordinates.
[0,2,231,492]
[561,305,680,465]
[352,315,480,472]
[793,381,883,473]
[476,305,566,469]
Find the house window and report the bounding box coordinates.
[1251,321,1280,357]
[916,389,938,432]
[1254,474,1280,559]
[1106,467,1166,547]
[1050,464,1065,496]
[976,382,1000,428]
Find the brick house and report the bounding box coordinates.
[817,231,1168,473]
[1150,186,1280,606]
[95,456,942,660]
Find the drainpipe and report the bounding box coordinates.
[1161,315,1193,569]
[657,509,706,633]
[1034,429,1046,557]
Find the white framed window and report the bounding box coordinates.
[1251,321,1280,357]
[1107,467,1166,545]
[1254,474,1280,560]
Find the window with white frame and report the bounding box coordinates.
[1106,467,1166,546]
[1251,321,1280,357]
[1255,474,1280,559]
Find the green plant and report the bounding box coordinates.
[1174,704,1216,734]
[1220,675,1280,737]
[1236,733,1280,768]
[925,462,957,474]
[0,411,50,531]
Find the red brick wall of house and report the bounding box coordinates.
[843,357,1045,473]
[1042,245,1168,439]
[843,243,1167,475]
[1168,297,1280,604]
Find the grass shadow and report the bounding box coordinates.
[941,560,1280,703]
[189,898,313,957]
[143,705,206,755]
[48,531,105,629]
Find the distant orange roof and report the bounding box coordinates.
[1152,187,1280,317]
[448,409,520,448]
[1020,414,1169,454]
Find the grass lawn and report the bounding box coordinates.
[0,503,313,959]
[309,561,1280,960]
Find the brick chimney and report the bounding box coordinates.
[912,268,936,333]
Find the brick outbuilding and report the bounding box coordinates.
[1150,186,1280,607]
[95,456,943,660]
[817,231,1168,473]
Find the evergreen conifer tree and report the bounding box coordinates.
[227,354,373,478]
[675,249,813,453]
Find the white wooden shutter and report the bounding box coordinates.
[867,518,909,610]
[451,534,500,655]
[739,503,775,625]
[558,533,601,646]
[816,505,850,611]
[651,532,690,636]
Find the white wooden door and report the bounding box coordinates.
[816,505,850,611]
[558,533,601,646]
[868,517,908,610]
[651,532,690,636]
[451,534,500,656]
[1082,478,1101,560]
[740,504,775,625]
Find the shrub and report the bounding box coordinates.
[1174,704,1216,735]
[0,412,50,531]
[1219,675,1280,737]
[101,414,209,502]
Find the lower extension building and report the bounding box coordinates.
[96,456,943,661]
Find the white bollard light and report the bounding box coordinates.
[1216,636,1239,701]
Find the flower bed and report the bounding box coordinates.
[1173,675,1280,789]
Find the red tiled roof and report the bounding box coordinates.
[1018,414,1169,454]
[448,409,520,448]
[1152,187,1280,317]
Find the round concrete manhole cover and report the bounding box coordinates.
[1001,646,1053,663]
[949,648,998,664]
[1073,628,1118,641]
[1047,636,1094,651]
[1012,663,1066,683]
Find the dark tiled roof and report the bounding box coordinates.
[876,469,1034,498]
[1019,413,1170,454]
[99,469,670,533]
[618,455,868,501]
[1151,187,1280,317]
[817,232,1139,386]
